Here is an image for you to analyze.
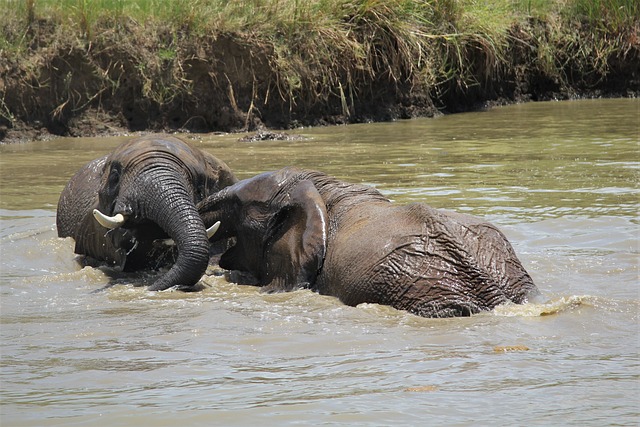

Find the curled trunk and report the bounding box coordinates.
[140,170,210,291]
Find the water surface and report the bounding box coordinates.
[1,99,638,425]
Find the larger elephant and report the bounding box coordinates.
[57,135,237,291]
[197,167,539,317]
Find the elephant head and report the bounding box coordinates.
[57,135,237,291]
[198,167,539,317]
[197,169,329,292]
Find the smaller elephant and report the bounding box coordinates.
[197,167,539,317]
[57,135,237,291]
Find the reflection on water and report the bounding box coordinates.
[1,99,638,426]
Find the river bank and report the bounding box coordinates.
[1,0,638,143]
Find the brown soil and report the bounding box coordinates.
[1,18,638,143]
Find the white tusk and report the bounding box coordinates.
[158,222,220,247]
[93,209,126,229]
[207,221,221,239]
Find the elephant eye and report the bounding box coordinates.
[108,165,121,188]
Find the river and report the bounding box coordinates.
[1,99,638,426]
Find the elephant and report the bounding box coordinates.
[197,167,539,317]
[57,135,237,291]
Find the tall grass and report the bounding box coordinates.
[5,0,637,40]
[1,0,637,131]
[1,0,554,35]
[7,0,637,48]
[570,0,639,30]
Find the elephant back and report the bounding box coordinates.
[411,204,538,306]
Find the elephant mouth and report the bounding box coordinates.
[103,218,175,271]
[93,208,220,271]
[93,209,219,241]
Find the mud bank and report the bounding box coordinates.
[1,16,638,143]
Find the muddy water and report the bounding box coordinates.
[1,99,638,426]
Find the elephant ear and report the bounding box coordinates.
[260,179,328,293]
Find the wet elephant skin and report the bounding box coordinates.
[198,167,539,317]
[57,135,237,291]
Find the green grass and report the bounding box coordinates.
[7,0,631,38]
[4,0,637,65]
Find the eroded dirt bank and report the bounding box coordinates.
[1,17,638,143]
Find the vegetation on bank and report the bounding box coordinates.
[0,0,638,141]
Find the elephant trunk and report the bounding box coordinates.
[196,187,236,241]
[142,171,210,291]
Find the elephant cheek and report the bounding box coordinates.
[219,245,249,272]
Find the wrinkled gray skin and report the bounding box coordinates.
[198,167,539,317]
[57,135,237,291]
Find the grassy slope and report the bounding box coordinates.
[0,0,638,141]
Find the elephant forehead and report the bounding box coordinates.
[110,136,203,167]
[232,170,291,202]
